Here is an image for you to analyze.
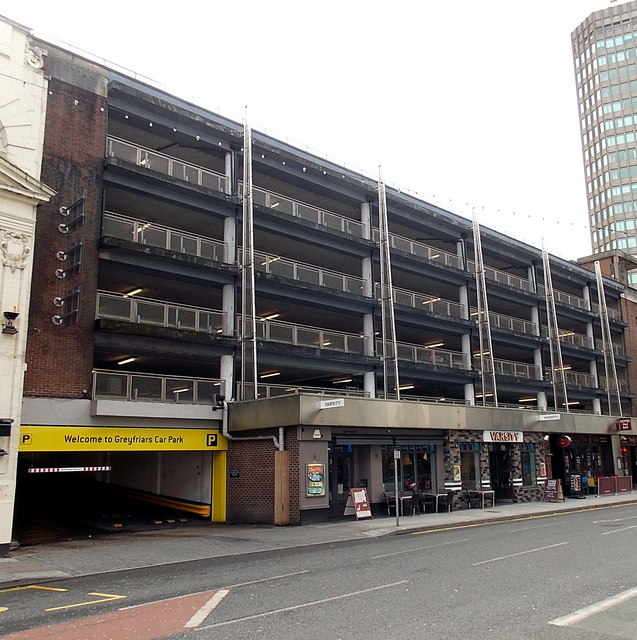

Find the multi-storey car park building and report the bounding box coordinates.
[2,15,637,547]
[572,1,637,273]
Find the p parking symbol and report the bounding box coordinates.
[20,433,32,446]
[206,433,218,447]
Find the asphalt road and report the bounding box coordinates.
[2,504,637,639]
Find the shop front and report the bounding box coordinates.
[620,435,637,487]
[551,434,614,496]
[448,430,545,505]
[323,433,444,519]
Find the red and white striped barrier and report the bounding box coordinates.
[28,466,111,473]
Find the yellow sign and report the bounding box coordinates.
[19,426,227,452]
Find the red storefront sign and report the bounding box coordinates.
[613,418,632,432]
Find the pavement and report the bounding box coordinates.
[1,492,637,590]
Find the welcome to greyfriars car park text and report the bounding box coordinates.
[64,434,185,445]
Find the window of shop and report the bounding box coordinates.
[460,443,480,489]
[382,445,435,493]
[563,443,613,477]
[521,443,536,487]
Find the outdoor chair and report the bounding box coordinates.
[384,493,397,516]
[437,490,455,513]
[408,492,422,516]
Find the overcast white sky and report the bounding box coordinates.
[6,0,626,260]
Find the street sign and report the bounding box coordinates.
[319,398,344,409]
[538,414,561,421]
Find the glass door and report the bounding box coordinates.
[489,445,513,502]
[328,445,353,517]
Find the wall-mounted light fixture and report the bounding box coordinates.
[2,311,19,335]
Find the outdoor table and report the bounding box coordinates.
[468,489,495,509]
[423,492,447,513]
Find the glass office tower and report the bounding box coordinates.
[572,1,637,281]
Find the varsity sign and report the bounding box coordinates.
[482,430,523,443]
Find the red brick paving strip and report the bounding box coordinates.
[1,590,222,640]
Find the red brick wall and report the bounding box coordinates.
[226,428,300,525]
[24,78,106,398]
[621,297,637,416]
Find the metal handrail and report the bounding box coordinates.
[372,229,462,269]
[96,291,225,334]
[385,285,465,318]
[106,137,228,193]
[480,358,542,380]
[92,369,225,404]
[255,317,365,355]
[376,341,468,370]
[254,250,366,295]
[103,212,227,262]
[472,308,538,335]
[237,382,370,399]
[467,260,533,292]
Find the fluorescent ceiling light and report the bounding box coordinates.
[259,371,281,379]
[261,313,280,321]
[123,288,143,297]
[518,397,536,403]
[172,387,190,394]
[117,357,136,365]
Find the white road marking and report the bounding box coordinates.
[472,542,569,566]
[507,521,569,533]
[226,570,310,588]
[119,571,309,611]
[195,580,409,631]
[372,538,469,559]
[185,589,229,628]
[602,524,637,535]
[550,585,637,627]
[593,515,637,524]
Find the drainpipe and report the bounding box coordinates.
[215,399,283,451]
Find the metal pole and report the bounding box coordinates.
[394,448,400,526]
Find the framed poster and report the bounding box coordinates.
[306,463,326,496]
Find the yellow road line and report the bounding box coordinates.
[45,592,126,612]
[0,585,68,594]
